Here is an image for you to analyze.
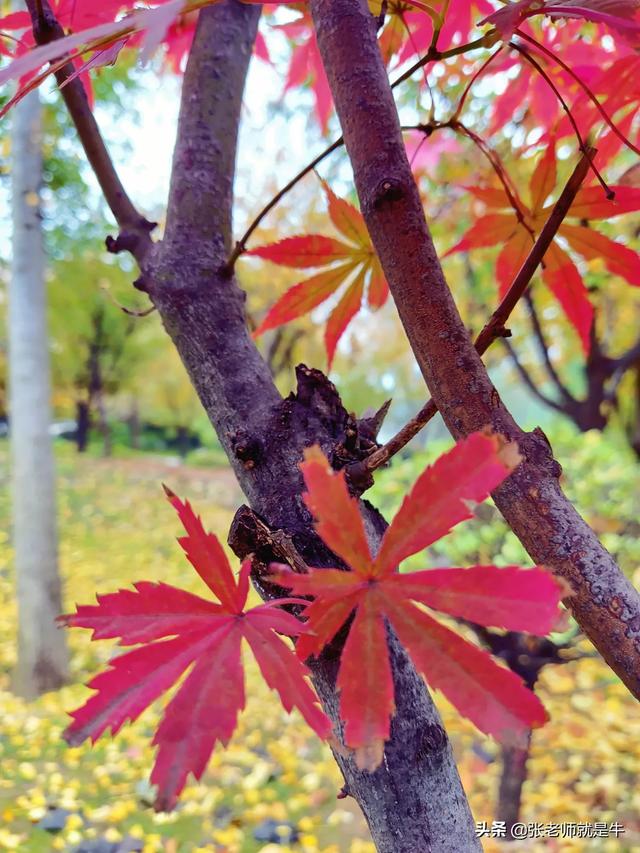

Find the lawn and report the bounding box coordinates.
[1,439,639,851]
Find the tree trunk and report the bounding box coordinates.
[145,4,480,848]
[75,399,90,452]
[127,401,140,450]
[95,392,112,457]
[496,733,532,838]
[8,87,69,698]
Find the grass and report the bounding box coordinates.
[1,439,639,851]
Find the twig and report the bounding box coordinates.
[524,291,577,405]
[223,137,344,272]
[514,28,640,159]
[612,332,640,375]
[501,338,566,412]
[509,41,610,197]
[99,284,156,317]
[474,147,593,353]
[24,0,155,265]
[451,120,531,229]
[350,147,593,477]
[224,33,494,271]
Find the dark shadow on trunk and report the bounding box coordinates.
[75,399,90,453]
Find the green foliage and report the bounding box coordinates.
[48,251,150,415]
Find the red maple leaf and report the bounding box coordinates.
[445,141,640,353]
[61,487,331,811]
[276,8,334,133]
[273,434,564,769]
[248,180,388,367]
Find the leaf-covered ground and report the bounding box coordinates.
[1,438,639,852]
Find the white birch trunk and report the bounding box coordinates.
[8,88,69,697]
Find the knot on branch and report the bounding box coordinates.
[228,506,309,599]
[372,178,405,210]
[416,724,447,767]
[473,627,570,689]
[132,274,152,294]
[524,426,563,479]
[229,429,263,470]
[228,505,277,563]
[105,219,157,258]
[286,366,389,490]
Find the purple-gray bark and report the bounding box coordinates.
[25,0,640,848]
[143,4,479,848]
[308,0,640,702]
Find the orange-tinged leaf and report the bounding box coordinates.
[542,243,594,353]
[445,213,519,255]
[274,442,560,761]
[321,179,370,247]
[247,235,354,268]
[465,185,512,210]
[150,626,244,812]
[243,620,332,738]
[253,262,359,337]
[390,565,564,634]
[325,270,366,367]
[63,493,331,811]
[64,629,223,747]
[529,141,557,215]
[560,224,640,286]
[295,593,361,661]
[301,446,372,572]
[496,228,533,298]
[248,182,383,362]
[383,596,548,746]
[60,581,226,645]
[368,256,389,309]
[373,433,517,577]
[272,566,364,601]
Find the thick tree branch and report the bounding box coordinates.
[349,150,592,479]
[310,0,640,701]
[143,3,477,847]
[25,0,155,263]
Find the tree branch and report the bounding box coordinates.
[144,4,476,846]
[611,331,640,376]
[502,339,568,413]
[524,291,577,405]
[25,0,155,264]
[310,0,640,702]
[224,32,495,271]
[225,137,345,271]
[349,149,592,478]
